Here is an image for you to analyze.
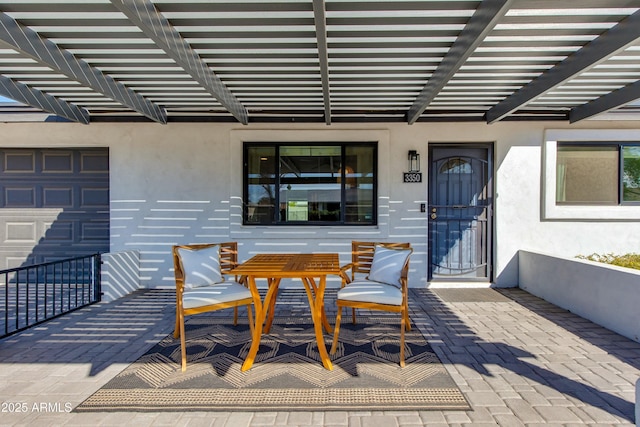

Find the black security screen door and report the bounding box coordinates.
[428,145,492,281]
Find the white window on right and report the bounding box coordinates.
[556,143,640,205]
[543,130,640,220]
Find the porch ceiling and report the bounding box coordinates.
[0,0,639,124]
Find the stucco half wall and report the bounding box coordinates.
[519,250,640,344]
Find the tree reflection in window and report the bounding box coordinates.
[244,142,376,225]
[439,157,471,174]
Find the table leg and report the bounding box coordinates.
[301,276,333,371]
[306,277,332,334]
[242,276,279,372]
[264,278,280,334]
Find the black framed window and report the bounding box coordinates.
[556,142,640,205]
[244,142,377,225]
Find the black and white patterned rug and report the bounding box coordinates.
[75,314,469,412]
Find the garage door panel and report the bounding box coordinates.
[0,149,109,268]
[3,152,35,173]
[3,212,68,243]
[81,153,109,172]
[3,256,27,270]
[4,187,36,207]
[81,187,109,207]
[5,221,37,243]
[82,221,109,241]
[42,151,73,173]
[43,220,74,241]
[43,187,74,207]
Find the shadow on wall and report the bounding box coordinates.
[5,209,140,302]
[494,253,519,287]
[10,207,109,268]
[0,208,112,308]
[101,250,140,302]
[0,148,110,271]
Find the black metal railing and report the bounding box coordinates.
[0,253,102,339]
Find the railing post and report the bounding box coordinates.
[93,254,102,303]
[14,271,19,331]
[3,271,8,336]
[636,379,640,425]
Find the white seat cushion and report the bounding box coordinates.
[367,245,412,288]
[337,280,403,306]
[182,281,252,309]
[177,245,223,288]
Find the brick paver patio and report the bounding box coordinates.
[0,287,638,426]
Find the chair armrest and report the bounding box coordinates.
[221,259,244,285]
[339,263,354,286]
[221,272,248,286]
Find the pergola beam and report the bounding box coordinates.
[111,0,248,125]
[486,9,640,124]
[406,0,514,124]
[570,80,640,122]
[0,12,167,124]
[0,75,90,124]
[312,0,331,125]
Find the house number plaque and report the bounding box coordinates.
[403,172,422,183]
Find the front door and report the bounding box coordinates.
[428,144,492,281]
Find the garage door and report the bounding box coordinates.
[0,148,109,269]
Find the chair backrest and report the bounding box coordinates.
[350,241,411,279]
[172,242,239,290]
[218,242,240,274]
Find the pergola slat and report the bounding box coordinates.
[312,0,331,125]
[0,74,90,123]
[570,79,640,123]
[406,0,514,124]
[0,11,167,124]
[486,9,640,124]
[110,0,248,124]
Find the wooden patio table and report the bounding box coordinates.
[230,253,340,371]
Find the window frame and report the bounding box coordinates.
[543,130,640,221]
[242,141,378,226]
[556,141,640,207]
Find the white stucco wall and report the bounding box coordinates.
[101,250,140,302]
[519,250,640,343]
[2,120,640,289]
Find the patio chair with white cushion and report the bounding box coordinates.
[331,241,413,367]
[173,242,254,371]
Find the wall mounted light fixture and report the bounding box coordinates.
[404,150,422,183]
[408,150,420,172]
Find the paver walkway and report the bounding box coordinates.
[0,287,638,426]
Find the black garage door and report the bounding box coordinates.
[0,148,109,269]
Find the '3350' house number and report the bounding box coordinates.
[403,172,422,183]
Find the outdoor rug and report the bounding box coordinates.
[75,314,469,412]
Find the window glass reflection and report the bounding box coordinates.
[244,143,376,225]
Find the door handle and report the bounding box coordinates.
[430,207,437,220]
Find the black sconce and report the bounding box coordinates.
[408,150,420,172]
[404,150,422,183]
